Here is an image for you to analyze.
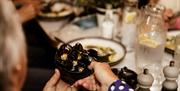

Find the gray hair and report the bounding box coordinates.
[0,0,26,91]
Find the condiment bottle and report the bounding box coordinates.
[101,4,114,39]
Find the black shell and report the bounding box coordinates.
[87,49,98,58]
[73,43,84,51]
[118,67,138,89]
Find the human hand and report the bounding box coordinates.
[18,4,37,23]
[75,61,119,91]
[73,74,98,91]
[43,69,77,91]
[163,9,173,21]
[163,8,174,30]
[15,0,43,22]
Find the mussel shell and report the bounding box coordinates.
[118,67,137,89]
[57,44,72,55]
[111,68,119,76]
[87,49,98,58]
[68,50,79,60]
[73,43,84,51]
[79,53,91,66]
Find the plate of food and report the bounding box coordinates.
[68,37,126,66]
[165,30,180,54]
[37,1,74,20]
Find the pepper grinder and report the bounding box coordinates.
[162,61,179,91]
[136,69,154,91]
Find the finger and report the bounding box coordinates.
[81,75,95,90]
[73,77,90,89]
[45,69,60,87]
[88,61,97,70]
[82,83,91,89]
[73,81,78,87]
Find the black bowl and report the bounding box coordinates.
[54,43,93,85]
[55,60,92,85]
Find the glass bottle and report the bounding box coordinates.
[121,0,139,51]
[101,4,114,39]
[135,5,166,85]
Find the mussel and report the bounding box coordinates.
[118,67,138,89]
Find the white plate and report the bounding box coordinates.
[68,37,126,66]
[38,3,73,20]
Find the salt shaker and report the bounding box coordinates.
[101,4,114,39]
[137,69,154,91]
[162,61,179,91]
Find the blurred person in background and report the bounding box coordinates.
[11,0,85,90]
[158,0,180,30]
[0,0,27,90]
[11,1,58,90]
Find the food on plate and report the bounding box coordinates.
[166,35,176,51]
[68,38,126,66]
[38,2,73,18]
[85,45,116,63]
[55,43,94,84]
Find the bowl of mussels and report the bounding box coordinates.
[55,43,96,85]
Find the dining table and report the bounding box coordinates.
[37,16,180,91]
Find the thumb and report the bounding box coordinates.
[88,61,98,70]
[45,69,60,87]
